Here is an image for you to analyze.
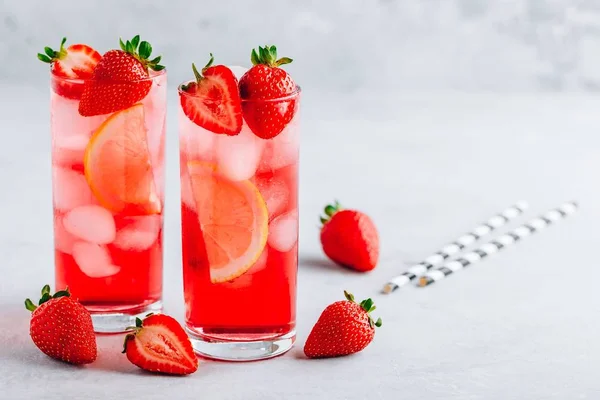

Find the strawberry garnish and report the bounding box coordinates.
[123,314,198,375]
[38,37,101,99]
[79,35,165,117]
[179,54,242,135]
[319,201,380,272]
[25,285,97,365]
[304,291,382,359]
[239,45,298,139]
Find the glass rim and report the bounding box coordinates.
[50,68,166,84]
[177,81,301,103]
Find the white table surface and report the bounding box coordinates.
[0,85,598,399]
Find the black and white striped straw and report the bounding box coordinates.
[382,201,529,294]
[417,201,578,288]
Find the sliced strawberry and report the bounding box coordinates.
[123,314,198,375]
[179,54,242,135]
[239,45,298,139]
[79,35,165,117]
[38,37,101,99]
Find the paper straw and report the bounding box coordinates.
[382,201,529,294]
[417,201,578,288]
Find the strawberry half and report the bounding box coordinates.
[79,35,165,117]
[320,201,380,272]
[304,291,382,359]
[123,314,198,375]
[25,285,97,365]
[239,45,298,139]
[179,54,243,135]
[38,37,101,99]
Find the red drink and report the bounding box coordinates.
[47,37,166,332]
[179,59,300,360]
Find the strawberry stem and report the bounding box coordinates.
[320,200,342,225]
[24,285,71,312]
[250,45,292,68]
[343,290,382,329]
[37,37,68,64]
[118,35,165,72]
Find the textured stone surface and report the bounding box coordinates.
[0,86,598,399]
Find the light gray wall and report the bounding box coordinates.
[2,0,600,92]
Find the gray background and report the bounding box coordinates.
[1,1,599,399]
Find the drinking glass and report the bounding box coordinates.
[179,84,300,360]
[50,70,167,332]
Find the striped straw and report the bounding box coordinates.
[382,201,529,294]
[418,201,578,287]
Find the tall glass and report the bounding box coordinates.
[50,71,166,332]
[179,85,300,361]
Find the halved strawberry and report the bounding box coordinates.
[78,35,165,117]
[38,37,101,99]
[179,54,242,135]
[123,314,198,375]
[239,45,298,139]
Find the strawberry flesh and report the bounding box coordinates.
[180,63,243,135]
[124,314,198,375]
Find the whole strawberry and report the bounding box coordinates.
[320,201,379,272]
[123,314,198,375]
[25,285,97,365]
[239,45,298,139]
[304,291,382,359]
[79,35,165,116]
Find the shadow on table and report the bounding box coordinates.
[298,254,356,274]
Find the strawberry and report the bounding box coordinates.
[38,37,101,99]
[304,291,382,358]
[79,35,165,117]
[123,314,198,375]
[25,285,97,365]
[179,54,243,135]
[319,201,380,272]
[239,45,298,139]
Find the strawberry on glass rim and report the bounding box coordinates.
[179,54,243,135]
[239,45,299,139]
[79,35,165,117]
[38,37,101,99]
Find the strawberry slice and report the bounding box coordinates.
[239,45,298,139]
[179,54,242,135]
[79,35,165,117]
[38,37,101,99]
[123,314,198,375]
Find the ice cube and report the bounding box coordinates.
[180,166,196,210]
[63,205,116,244]
[267,209,299,252]
[228,65,248,80]
[216,124,263,181]
[180,108,215,162]
[113,215,162,251]
[53,214,78,254]
[52,134,89,168]
[257,115,300,173]
[51,93,105,138]
[255,175,289,220]
[72,241,120,278]
[52,167,95,212]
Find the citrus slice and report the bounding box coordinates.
[84,104,161,215]
[187,161,268,283]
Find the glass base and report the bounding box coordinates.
[88,300,163,333]
[186,327,296,361]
